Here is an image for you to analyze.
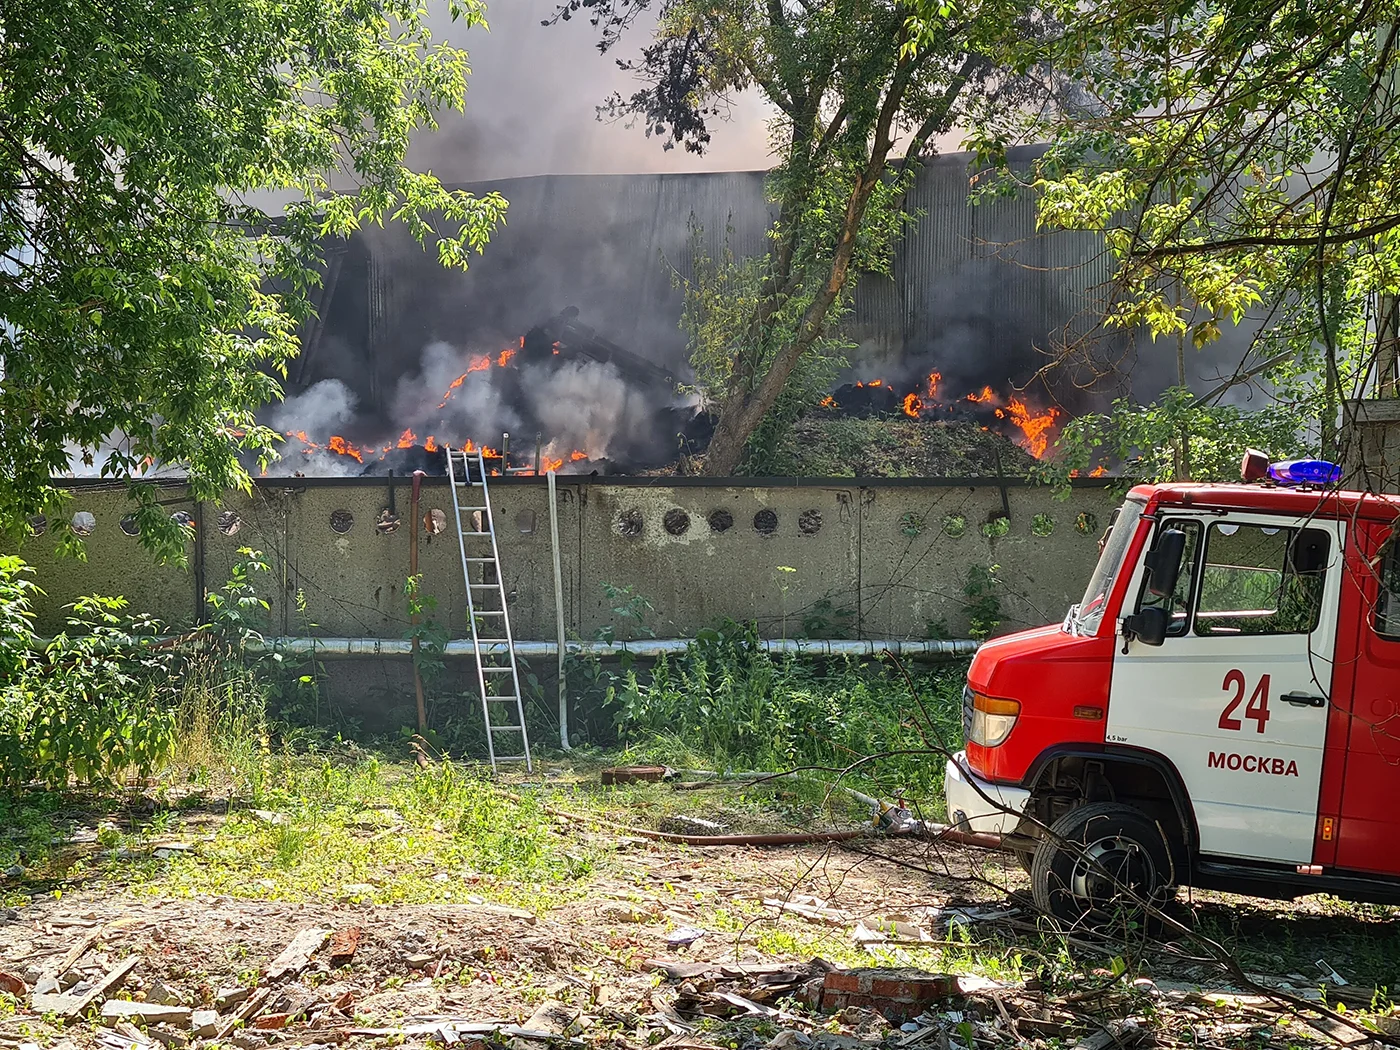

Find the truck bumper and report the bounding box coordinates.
[945,751,1031,835]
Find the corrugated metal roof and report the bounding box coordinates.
[315,151,1115,406]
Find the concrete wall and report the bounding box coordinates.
[10,477,1117,643]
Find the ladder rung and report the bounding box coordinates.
[489,725,526,733]
[474,638,510,644]
[459,531,492,537]
[473,610,505,616]
[484,696,520,702]
[469,583,499,589]
[494,755,529,761]
[457,505,488,511]
[464,557,496,562]
[480,666,514,673]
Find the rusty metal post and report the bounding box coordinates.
[409,470,427,732]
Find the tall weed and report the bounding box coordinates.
[611,621,965,801]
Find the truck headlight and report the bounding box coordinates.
[968,693,1020,747]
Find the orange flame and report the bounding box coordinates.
[542,455,564,473]
[498,348,517,368]
[396,428,416,449]
[820,395,838,409]
[1002,397,1061,459]
[926,371,942,399]
[424,435,438,453]
[328,436,364,463]
[967,386,997,405]
[869,378,884,387]
[902,393,924,418]
[570,450,588,461]
[1089,465,1108,477]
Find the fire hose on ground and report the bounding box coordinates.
[540,802,1005,849]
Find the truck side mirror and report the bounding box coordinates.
[1123,605,1170,647]
[1144,528,1187,599]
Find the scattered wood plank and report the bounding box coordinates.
[39,931,99,981]
[0,971,26,998]
[33,955,140,1018]
[216,986,270,1039]
[264,928,328,980]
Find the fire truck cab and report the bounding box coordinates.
[945,456,1400,922]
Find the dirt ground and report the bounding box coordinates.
[3,783,1399,1050]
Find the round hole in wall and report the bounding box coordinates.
[424,508,448,535]
[70,511,96,537]
[171,510,195,531]
[119,514,141,537]
[663,508,690,536]
[753,509,778,536]
[329,509,354,534]
[218,511,243,537]
[516,509,537,534]
[798,509,822,535]
[708,509,733,533]
[26,515,46,537]
[375,509,401,535]
[617,509,643,537]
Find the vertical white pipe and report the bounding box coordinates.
[547,470,571,750]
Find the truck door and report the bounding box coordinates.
[1331,523,1400,876]
[1107,512,1344,864]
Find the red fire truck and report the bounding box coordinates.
[945,455,1400,922]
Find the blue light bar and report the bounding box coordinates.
[1267,459,1341,485]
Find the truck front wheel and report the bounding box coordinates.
[1029,801,1174,928]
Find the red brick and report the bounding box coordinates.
[820,969,956,1022]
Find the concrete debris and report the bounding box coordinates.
[145,981,185,1007]
[188,1012,220,1039]
[99,1001,193,1027]
[522,999,584,1036]
[34,955,140,1018]
[264,928,328,980]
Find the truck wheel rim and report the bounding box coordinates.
[1068,833,1155,908]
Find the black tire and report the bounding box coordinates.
[1029,801,1174,929]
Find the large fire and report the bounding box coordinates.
[283,337,598,473]
[845,372,1065,460]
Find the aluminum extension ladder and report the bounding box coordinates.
[445,448,533,772]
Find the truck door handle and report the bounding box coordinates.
[1282,692,1327,708]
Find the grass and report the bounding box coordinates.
[603,638,967,808]
[758,417,1037,478]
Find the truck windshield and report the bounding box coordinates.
[1073,499,1145,636]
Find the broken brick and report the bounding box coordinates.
[327,927,361,965]
[820,969,956,1022]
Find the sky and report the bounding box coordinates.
[408,0,777,181]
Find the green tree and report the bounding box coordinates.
[554,0,1046,475]
[1,0,506,555]
[973,0,1400,479]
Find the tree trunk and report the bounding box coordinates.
[700,165,885,475]
[696,48,968,476]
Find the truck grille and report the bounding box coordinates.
[961,684,973,743]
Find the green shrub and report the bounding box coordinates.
[609,621,966,803]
